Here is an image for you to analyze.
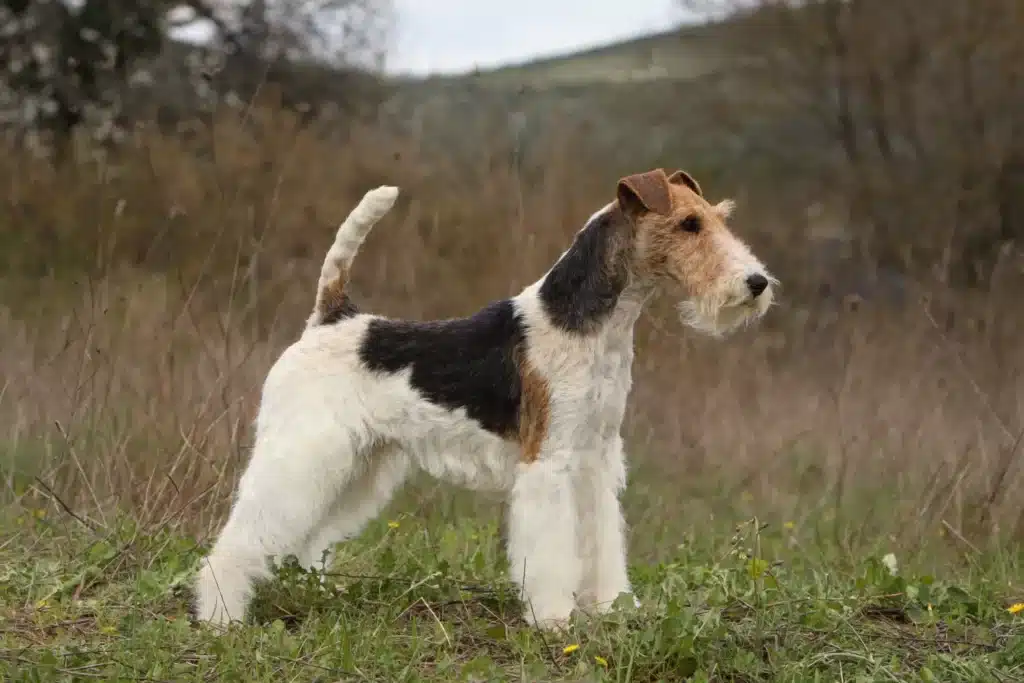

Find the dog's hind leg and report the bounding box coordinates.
[192,428,366,628]
[299,445,411,571]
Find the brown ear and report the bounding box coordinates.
[617,168,673,217]
[667,170,703,197]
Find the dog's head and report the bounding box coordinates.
[616,168,776,336]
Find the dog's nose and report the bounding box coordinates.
[746,273,769,298]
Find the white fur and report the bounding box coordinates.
[193,185,773,631]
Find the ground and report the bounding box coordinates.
[2,483,1022,683]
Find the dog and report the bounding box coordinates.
[192,167,776,630]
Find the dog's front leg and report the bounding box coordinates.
[576,434,635,614]
[507,448,580,631]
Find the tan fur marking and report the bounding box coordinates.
[617,169,674,216]
[317,272,355,323]
[516,346,551,463]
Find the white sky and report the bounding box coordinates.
[388,0,688,75]
[169,1,690,77]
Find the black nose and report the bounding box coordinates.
[746,273,768,298]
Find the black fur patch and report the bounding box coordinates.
[359,300,525,437]
[539,209,631,333]
[320,293,359,325]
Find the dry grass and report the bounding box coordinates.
[1,102,1022,558]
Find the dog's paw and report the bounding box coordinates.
[530,615,572,633]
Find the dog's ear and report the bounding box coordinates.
[617,168,673,218]
[666,170,703,197]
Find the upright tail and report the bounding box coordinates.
[307,185,400,328]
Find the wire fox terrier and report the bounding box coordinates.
[192,168,776,630]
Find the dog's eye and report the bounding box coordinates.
[678,215,701,234]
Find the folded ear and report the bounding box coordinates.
[667,169,703,197]
[617,168,673,217]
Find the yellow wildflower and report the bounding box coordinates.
[387,520,400,529]
[562,644,579,655]
[594,656,608,668]
[1008,603,1024,615]
[783,521,795,530]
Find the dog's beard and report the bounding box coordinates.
[677,289,772,338]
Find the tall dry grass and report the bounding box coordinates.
[2,104,1022,556]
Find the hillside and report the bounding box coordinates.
[380,17,829,193]
[439,25,734,87]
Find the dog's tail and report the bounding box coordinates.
[307,185,400,328]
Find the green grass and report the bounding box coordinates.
[3,485,1023,683]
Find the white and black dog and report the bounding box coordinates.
[193,168,775,630]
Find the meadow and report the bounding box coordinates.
[1,89,1023,680]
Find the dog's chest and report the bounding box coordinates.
[565,339,634,442]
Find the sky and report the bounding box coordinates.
[388,0,688,76]
[169,1,689,77]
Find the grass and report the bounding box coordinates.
[3,486,1024,682]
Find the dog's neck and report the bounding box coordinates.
[535,204,653,343]
[598,281,650,344]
